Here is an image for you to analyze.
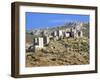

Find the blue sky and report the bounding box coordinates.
[26,12,89,30]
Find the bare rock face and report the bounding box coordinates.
[26,37,89,67]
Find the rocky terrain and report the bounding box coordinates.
[26,37,89,67]
[26,22,89,38]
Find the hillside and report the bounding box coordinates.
[26,37,89,67]
[26,22,89,40]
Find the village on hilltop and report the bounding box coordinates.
[26,22,83,52]
[26,22,89,67]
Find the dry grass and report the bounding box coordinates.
[26,37,89,67]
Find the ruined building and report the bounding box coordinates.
[70,23,83,38]
[32,22,83,52]
[33,37,44,51]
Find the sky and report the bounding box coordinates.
[26,12,89,30]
